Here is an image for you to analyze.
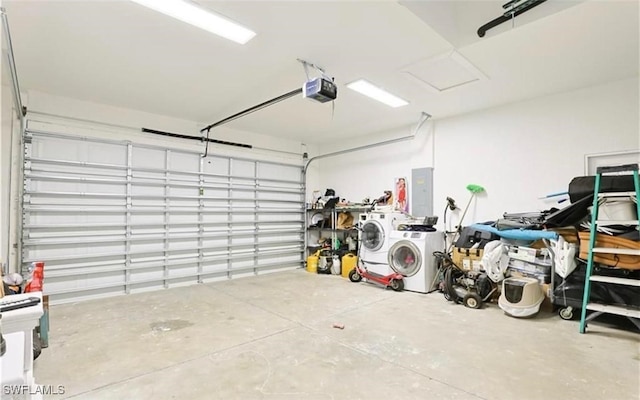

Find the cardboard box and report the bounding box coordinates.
[578,231,640,269]
[452,247,484,272]
[539,283,554,313]
[549,227,579,245]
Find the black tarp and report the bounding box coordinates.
[542,195,593,228]
[568,175,636,203]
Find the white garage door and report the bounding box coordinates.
[21,129,305,304]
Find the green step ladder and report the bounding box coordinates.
[579,163,640,334]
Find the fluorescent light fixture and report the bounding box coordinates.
[131,0,256,44]
[346,79,409,108]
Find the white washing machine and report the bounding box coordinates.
[387,230,444,293]
[358,212,407,275]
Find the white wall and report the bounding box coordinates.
[314,118,435,205]
[318,77,640,229]
[1,7,23,273]
[434,77,639,227]
[0,13,9,272]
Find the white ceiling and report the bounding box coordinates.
[4,0,639,142]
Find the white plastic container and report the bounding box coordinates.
[331,255,341,275]
[597,200,637,221]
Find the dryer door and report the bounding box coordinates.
[388,240,422,277]
[361,220,385,252]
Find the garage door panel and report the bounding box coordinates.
[201,259,229,270]
[132,148,165,168]
[170,186,199,196]
[29,227,126,239]
[258,221,304,229]
[30,196,125,208]
[232,191,255,200]
[257,191,302,202]
[201,238,231,249]
[30,164,125,179]
[232,200,260,208]
[169,173,199,185]
[168,214,198,224]
[231,236,255,246]
[226,214,254,222]
[201,200,234,208]
[49,165,124,180]
[30,137,80,161]
[27,242,124,259]
[131,224,164,234]
[32,138,125,165]
[132,184,164,195]
[24,233,126,246]
[202,175,231,185]
[168,264,198,278]
[132,173,166,185]
[168,200,199,209]
[43,272,125,295]
[129,281,163,295]
[44,257,126,272]
[200,188,228,198]
[86,143,127,165]
[202,250,232,260]
[259,253,303,263]
[258,163,300,182]
[167,226,199,234]
[202,226,233,234]
[129,267,164,282]
[232,160,255,177]
[22,129,303,303]
[167,238,198,251]
[203,156,229,174]
[31,179,114,193]
[131,201,165,209]
[130,241,165,254]
[130,213,165,224]
[257,234,301,243]
[231,179,256,190]
[169,152,199,171]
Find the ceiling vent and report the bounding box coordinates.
[401,50,488,93]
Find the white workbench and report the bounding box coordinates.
[0,292,44,400]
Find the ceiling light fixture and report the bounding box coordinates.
[130,0,256,44]
[346,79,409,108]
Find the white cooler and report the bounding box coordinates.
[0,292,44,400]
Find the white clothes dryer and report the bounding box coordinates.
[387,230,444,293]
[358,212,408,275]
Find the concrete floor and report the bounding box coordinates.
[34,269,639,400]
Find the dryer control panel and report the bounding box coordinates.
[403,232,424,239]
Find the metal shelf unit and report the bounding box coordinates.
[305,206,368,259]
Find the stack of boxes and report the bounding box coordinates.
[451,226,499,271]
[506,245,552,284]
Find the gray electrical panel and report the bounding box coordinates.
[410,167,433,217]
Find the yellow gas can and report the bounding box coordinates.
[341,253,358,278]
[306,251,320,273]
